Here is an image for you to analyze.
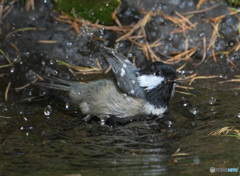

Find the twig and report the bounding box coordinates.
[10,42,21,59]
[15,78,39,91]
[196,0,207,10]
[165,46,198,64]
[207,22,220,50]
[95,58,102,70]
[177,73,198,82]
[116,11,152,42]
[209,127,233,136]
[176,85,194,90]
[176,90,196,97]
[175,11,196,29]
[227,59,237,70]
[219,79,240,83]
[193,37,206,65]
[0,49,13,67]
[5,27,46,40]
[25,0,35,11]
[228,42,240,52]
[38,40,59,44]
[176,63,187,72]
[5,82,11,101]
[189,75,220,85]
[104,65,112,74]
[181,4,219,15]
[211,49,217,63]
[0,115,12,119]
[57,59,103,75]
[0,0,3,21]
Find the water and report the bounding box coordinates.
[0,87,239,176]
[1,0,239,174]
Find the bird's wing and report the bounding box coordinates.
[93,40,145,99]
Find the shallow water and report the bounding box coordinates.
[0,87,239,176]
[0,0,240,175]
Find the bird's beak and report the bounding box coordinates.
[164,79,178,84]
[169,79,178,83]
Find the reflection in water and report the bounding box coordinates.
[0,89,240,175]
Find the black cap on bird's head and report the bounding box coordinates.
[139,62,176,81]
[137,62,177,108]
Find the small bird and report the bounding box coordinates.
[38,40,177,124]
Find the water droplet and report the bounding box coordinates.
[44,105,52,116]
[30,16,36,21]
[28,91,32,96]
[210,107,216,115]
[127,53,133,58]
[23,117,28,121]
[168,120,173,128]
[20,126,24,130]
[209,97,216,105]
[100,117,106,125]
[106,2,109,6]
[10,67,14,73]
[49,59,54,65]
[67,42,72,46]
[39,90,46,96]
[130,90,134,94]
[41,60,46,66]
[192,107,199,115]
[193,157,200,165]
[65,102,70,110]
[229,41,234,47]
[3,107,8,112]
[100,27,105,35]
[199,32,205,37]
[183,102,189,107]
[238,113,240,118]
[152,7,156,11]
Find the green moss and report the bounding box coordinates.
[55,0,120,25]
[227,0,240,7]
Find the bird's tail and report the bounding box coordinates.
[35,76,80,92]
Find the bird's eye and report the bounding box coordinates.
[155,71,161,76]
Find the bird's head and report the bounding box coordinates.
[137,62,177,107]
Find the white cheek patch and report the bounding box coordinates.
[137,75,164,91]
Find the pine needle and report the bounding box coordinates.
[5,82,11,101]
[4,27,46,40]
